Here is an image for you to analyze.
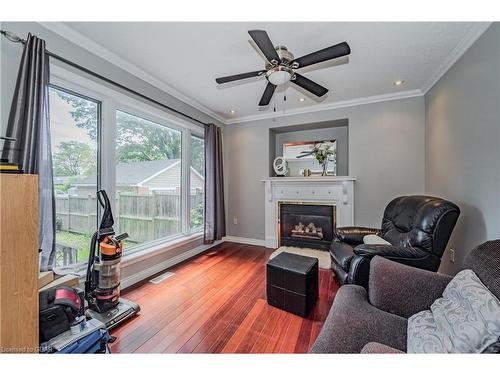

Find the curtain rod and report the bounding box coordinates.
[1,29,209,127]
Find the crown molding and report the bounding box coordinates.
[226,89,424,124]
[38,22,492,126]
[421,22,492,94]
[38,22,228,124]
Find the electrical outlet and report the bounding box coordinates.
[449,248,455,263]
[233,217,238,225]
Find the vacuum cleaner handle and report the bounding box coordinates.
[97,190,114,230]
[85,231,99,297]
[97,189,111,210]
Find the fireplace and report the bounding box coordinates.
[278,201,336,251]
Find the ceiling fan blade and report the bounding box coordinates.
[259,82,276,106]
[292,42,351,69]
[215,70,266,84]
[248,30,280,64]
[291,73,328,97]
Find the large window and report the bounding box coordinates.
[190,134,204,231]
[115,110,182,250]
[49,67,205,265]
[49,86,100,270]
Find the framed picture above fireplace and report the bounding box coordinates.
[282,140,337,176]
[283,139,336,161]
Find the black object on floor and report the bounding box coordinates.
[266,252,319,317]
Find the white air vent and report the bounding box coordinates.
[149,271,175,284]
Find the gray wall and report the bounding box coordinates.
[425,23,500,274]
[225,96,426,240]
[273,125,349,176]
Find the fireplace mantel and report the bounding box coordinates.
[261,176,355,248]
[261,176,356,182]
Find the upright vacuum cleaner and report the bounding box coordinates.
[85,190,140,330]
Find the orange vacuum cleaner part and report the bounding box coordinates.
[99,236,123,257]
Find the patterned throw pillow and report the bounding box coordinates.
[407,269,500,353]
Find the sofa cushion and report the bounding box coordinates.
[310,285,408,353]
[464,240,500,300]
[407,269,500,353]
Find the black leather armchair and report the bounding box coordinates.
[330,196,460,288]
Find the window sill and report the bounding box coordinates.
[122,232,204,267]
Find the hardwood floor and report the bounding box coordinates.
[109,242,339,353]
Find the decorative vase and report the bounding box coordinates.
[321,163,327,176]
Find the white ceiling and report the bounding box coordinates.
[45,22,490,124]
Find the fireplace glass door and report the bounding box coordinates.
[279,203,336,251]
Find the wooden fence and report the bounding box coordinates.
[55,191,203,243]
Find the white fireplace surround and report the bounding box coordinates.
[261,177,355,248]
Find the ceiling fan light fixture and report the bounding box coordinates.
[266,66,292,86]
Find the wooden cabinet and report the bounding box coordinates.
[0,174,39,352]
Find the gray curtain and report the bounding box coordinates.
[2,33,55,270]
[204,124,226,244]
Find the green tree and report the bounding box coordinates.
[53,141,96,176]
[56,91,183,163]
[56,90,99,140]
[190,136,204,174]
[115,111,181,162]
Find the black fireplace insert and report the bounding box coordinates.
[279,202,336,251]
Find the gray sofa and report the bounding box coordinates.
[310,240,500,353]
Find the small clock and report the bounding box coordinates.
[273,156,288,176]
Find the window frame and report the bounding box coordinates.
[48,84,103,269]
[50,64,205,259]
[189,133,205,234]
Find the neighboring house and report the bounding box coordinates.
[71,159,204,197]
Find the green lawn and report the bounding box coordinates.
[56,231,92,264]
[56,231,135,265]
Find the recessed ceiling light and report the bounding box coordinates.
[393,80,405,86]
[298,97,306,102]
[229,109,236,114]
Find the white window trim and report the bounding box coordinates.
[50,63,205,261]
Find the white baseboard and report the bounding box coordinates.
[121,240,221,289]
[222,236,267,247]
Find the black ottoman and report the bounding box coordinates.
[266,252,319,317]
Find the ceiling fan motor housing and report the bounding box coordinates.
[265,45,295,68]
[275,45,294,64]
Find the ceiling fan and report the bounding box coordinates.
[215,30,351,106]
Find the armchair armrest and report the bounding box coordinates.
[354,244,430,260]
[335,227,381,245]
[361,342,405,354]
[368,256,453,318]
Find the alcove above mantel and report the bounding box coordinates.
[268,118,349,177]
